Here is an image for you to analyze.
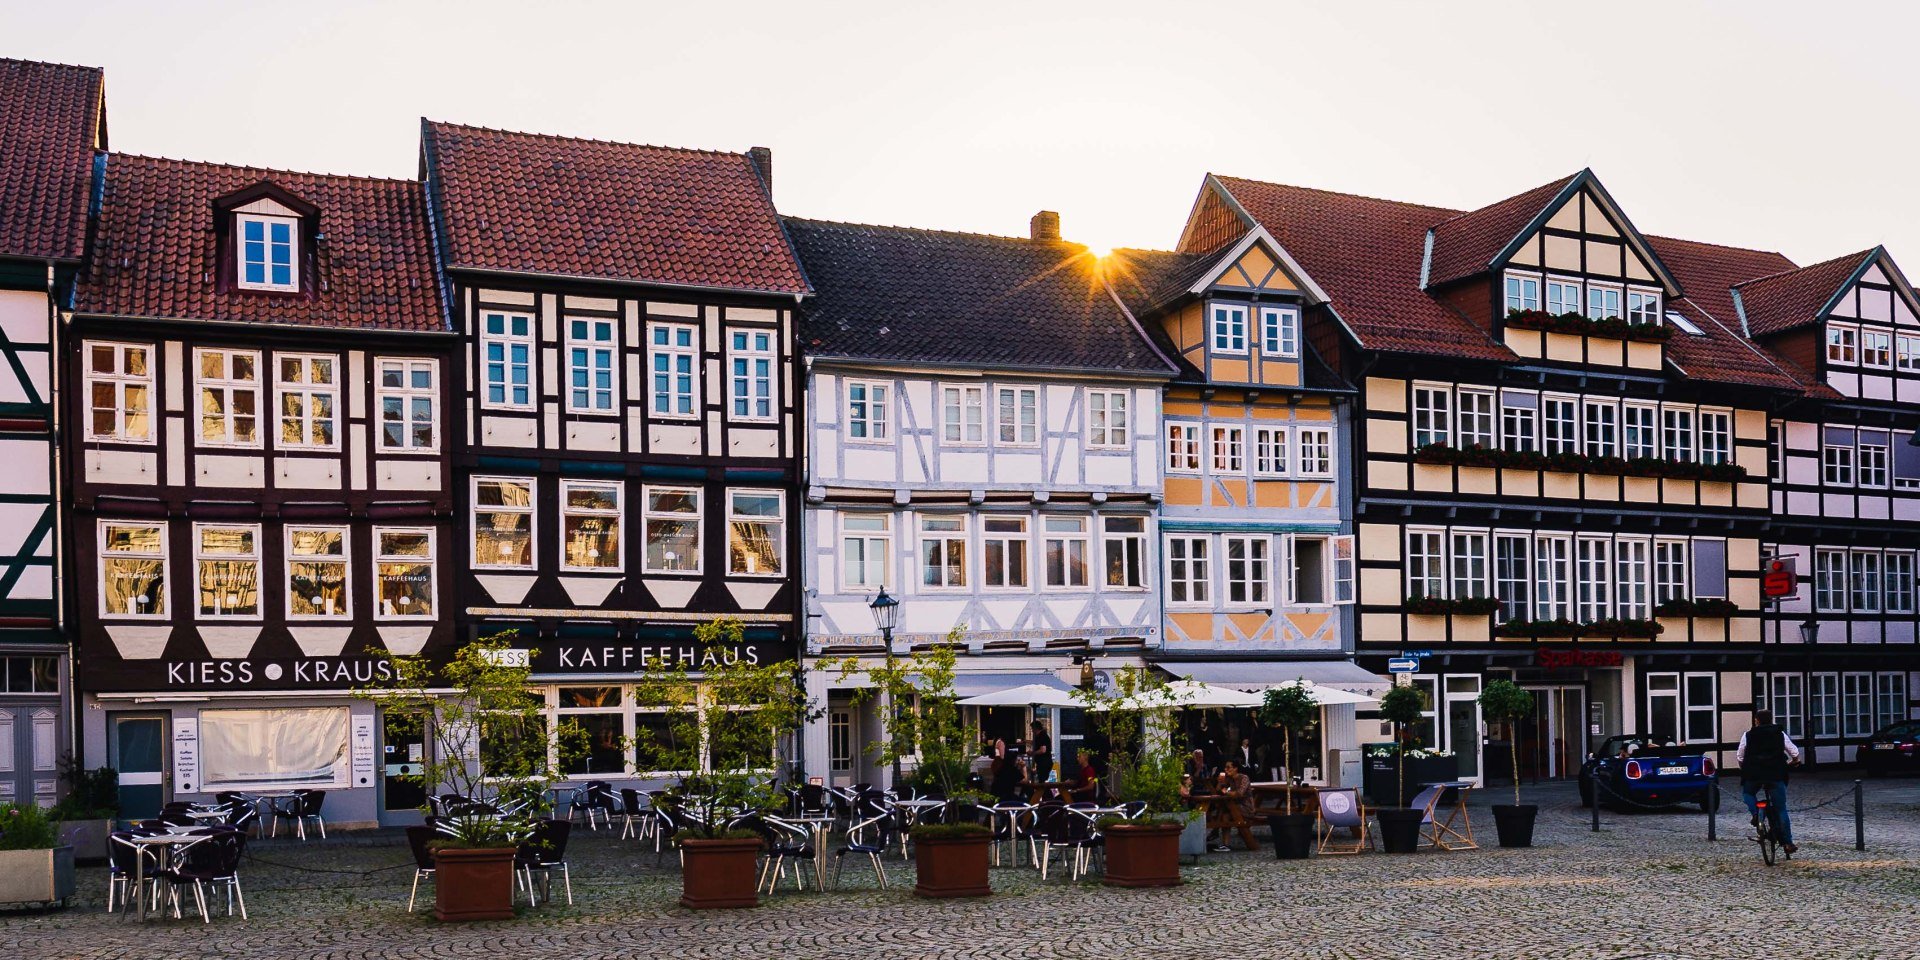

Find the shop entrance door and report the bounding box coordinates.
[380,710,428,823]
[828,704,857,788]
[112,714,168,820]
[1519,687,1586,779]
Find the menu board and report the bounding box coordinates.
[172,717,200,794]
[350,714,377,788]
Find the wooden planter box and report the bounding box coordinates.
[0,846,76,908]
[913,832,992,898]
[679,837,763,909]
[433,847,516,921]
[1102,822,1183,888]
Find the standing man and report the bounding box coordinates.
[1735,710,1803,855]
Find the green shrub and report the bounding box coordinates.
[0,802,60,850]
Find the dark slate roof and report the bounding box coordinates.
[74,155,446,332]
[785,218,1175,376]
[1425,172,1578,288]
[421,121,809,296]
[1732,249,1876,337]
[0,58,103,261]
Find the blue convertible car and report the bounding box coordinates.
[1578,735,1720,811]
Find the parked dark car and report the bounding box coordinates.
[1857,722,1920,776]
[1578,735,1719,811]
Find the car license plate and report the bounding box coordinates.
[1657,765,1689,775]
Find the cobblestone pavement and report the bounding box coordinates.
[6,773,1919,960]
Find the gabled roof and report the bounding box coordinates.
[785,218,1175,377]
[1642,236,1816,394]
[421,121,809,297]
[75,155,445,332]
[0,58,104,261]
[1733,248,1888,338]
[1426,169,1680,294]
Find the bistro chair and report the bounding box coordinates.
[158,830,247,922]
[1031,805,1099,881]
[833,812,894,890]
[272,789,328,840]
[1314,788,1370,855]
[224,802,261,838]
[515,819,574,906]
[404,825,438,912]
[158,811,199,828]
[750,815,817,894]
[571,781,616,831]
[617,788,648,841]
[647,791,683,864]
[105,832,144,913]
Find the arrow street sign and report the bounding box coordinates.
[1387,658,1420,674]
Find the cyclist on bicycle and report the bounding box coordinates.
[1735,709,1803,854]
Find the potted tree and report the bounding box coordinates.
[1078,667,1189,887]
[1479,680,1538,847]
[52,760,117,863]
[1259,682,1318,859]
[1373,684,1429,854]
[0,802,75,908]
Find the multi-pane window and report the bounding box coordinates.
[377,359,437,451]
[1653,540,1688,605]
[1586,284,1622,320]
[1501,393,1538,453]
[1583,400,1618,459]
[840,514,890,590]
[1167,536,1209,604]
[1861,329,1893,368]
[1534,535,1571,620]
[1458,390,1496,449]
[981,516,1030,589]
[1684,674,1718,744]
[101,522,167,617]
[236,214,297,291]
[1810,673,1841,739]
[1877,674,1908,730]
[1043,516,1089,588]
[1886,551,1916,613]
[1406,529,1445,600]
[1851,550,1881,613]
[566,318,617,413]
[472,477,535,569]
[1661,407,1694,462]
[287,527,348,618]
[1166,423,1200,472]
[1858,432,1890,488]
[1646,674,1681,743]
[86,342,153,442]
[1827,324,1858,365]
[1332,535,1356,604]
[1412,385,1451,448]
[1843,673,1875,738]
[1543,395,1580,456]
[1210,424,1245,473]
[847,380,890,442]
[1260,306,1299,358]
[728,329,775,420]
[1623,403,1658,460]
[561,481,622,571]
[482,312,534,408]
[0,656,59,694]
[1504,273,1540,312]
[941,386,985,444]
[642,486,700,574]
[196,348,261,446]
[1103,517,1146,589]
[1088,391,1128,447]
[1296,427,1334,478]
[374,528,435,619]
[1450,531,1488,600]
[920,515,968,588]
[1814,549,1848,612]
[1616,538,1650,619]
[1253,427,1289,477]
[1224,536,1270,605]
[1897,333,1920,373]
[727,490,783,576]
[1494,534,1530,622]
[1546,279,1581,315]
[1627,291,1661,325]
[1768,674,1806,740]
[996,387,1038,445]
[1823,438,1855,487]
[1698,410,1732,465]
[649,323,698,418]
[1576,537,1612,623]
[1210,303,1247,353]
[276,354,337,448]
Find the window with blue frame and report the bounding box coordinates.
[237,214,298,291]
[481,312,534,408]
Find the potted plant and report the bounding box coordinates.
[1259,682,1319,859]
[429,813,533,921]
[1373,684,1428,854]
[52,760,117,863]
[0,802,74,908]
[1075,667,1189,887]
[1478,680,1538,848]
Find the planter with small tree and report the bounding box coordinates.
[0,802,73,908]
[1259,682,1319,859]
[1076,668,1190,887]
[1373,684,1430,854]
[1478,680,1538,848]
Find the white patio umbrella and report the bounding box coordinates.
[1293,683,1377,706]
[1096,679,1265,711]
[955,683,1083,708]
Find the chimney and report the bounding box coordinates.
[1030,210,1061,242]
[747,146,773,193]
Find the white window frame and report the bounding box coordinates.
[980,515,1031,590]
[1542,394,1581,456]
[1457,388,1496,450]
[1166,422,1201,473]
[641,485,702,575]
[1823,440,1855,487]
[1653,538,1690,606]
[648,322,699,419]
[1412,383,1452,449]
[1860,328,1893,369]
[188,529,271,623]
[565,316,619,414]
[1851,549,1881,614]
[726,488,785,578]
[839,513,891,592]
[1504,271,1541,313]
[1843,672,1876,739]
[844,379,891,443]
[85,341,155,444]
[1586,282,1623,321]
[376,358,439,453]
[471,476,536,571]
[1166,535,1210,606]
[1616,537,1651,620]
[194,347,263,449]
[286,525,350,620]
[1660,405,1694,463]
[275,353,339,450]
[1449,530,1489,601]
[98,520,167,619]
[1858,432,1890,489]
[1209,303,1248,354]
[1827,323,1859,366]
[235,213,298,292]
[1494,532,1531,622]
[919,515,970,589]
[373,527,436,620]
[940,385,985,445]
[1042,515,1090,590]
[1583,398,1619,460]
[1501,391,1539,454]
[1102,516,1147,590]
[1810,672,1841,740]
[1877,674,1909,729]
[1534,533,1572,621]
[1683,673,1718,745]
[1885,550,1916,614]
[727,327,776,422]
[1576,536,1612,623]
[1224,535,1271,607]
[1210,424,1246,474]
[1814,548,1848,613]
[1698,408,1733,466]
[481,311,536,410]
[1259,306,1299,358]
[1768,673,1806,740]
[995,386,1039,446]
[1546,277,1581,316]
[1896,333,1920,373]
[1295,426,1334,479]
[560,479,624,573]
[1623,401,1658,461]
[1252,426,1290,478]
[1406,528,1446,601]
[1087,390,1129,448]
[1627,289,1662,326]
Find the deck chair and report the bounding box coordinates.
[1315,787,1370,854]
[1419,781,1478,851]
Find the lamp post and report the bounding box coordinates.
[869,590,904,788]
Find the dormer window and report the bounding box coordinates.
[237,213,299,292]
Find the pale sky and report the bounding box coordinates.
[9,1,1920,267]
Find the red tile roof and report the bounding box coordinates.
[75,155,446,332]
[1642,236,1817,393]
[0,58,103,261]
[422,121,809,296]
[1732,249,1875,337]
[1425,173,1578,288]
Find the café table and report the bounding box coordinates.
[782,814,838,891]
[124,829,211,920]
[1249,782,1321,819]
[1187,792,1260,851]
[250,791,300,836]
[982,804,1033,866]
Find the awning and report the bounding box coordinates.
[1161,660,1390,694]
[950,672,1074,700]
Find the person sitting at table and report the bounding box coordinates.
[990,751,1028,803]
[1211,760,1254,852]
[1184,748,1210,786]
[1067,749,1101,802]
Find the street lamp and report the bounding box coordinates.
[868,590,904,787]
[1798,617,1819,646]
[1072,654,1095,691]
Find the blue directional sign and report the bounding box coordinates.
[1386,658,1420,674]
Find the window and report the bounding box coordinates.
[1543,395,1580,456]
[100,521,166,618]
[1043,516,1089,588]
[1501,392,1538,453]
[1209,303,1247,353]
[1616,538,1650,620]
[473,478,534,569]
[558,480,622,571]
[557,687,626,776]
[1859,431,1890,488]
[649,323,698,418]
[840,514,890,590]
[920,515,968,588]
[1769,422,1784,483]
[1406,529,1445,600]
[1877,674,1908,729]
[374,528,435,619]
[1826,324,1858,365]
[287,527,348,618]
[1843,673,1875,739]
[1332,535,1355,604]
[1647,674,1681,743]
[1698,410,1732,466]
[482,312,535,409]
[1225,536,1270,605]
[1296,427,1334,478]
[86,342,153,443]
[1166,422,1200,472]
[981,516,1030,589]
[1666,311,1706,336]
[1253,426,1290,477]
[727,490,783,577]
[1823,435,1855,487]
[996,387,1038,445]
[1623,402,1658,460]
[1851,550,1881,614]
[377,358,437,451]
[1684,674,1718,743]
[642,486,700,574]
[1899,432,1920,491]
[1210,424,1245,473]
[236,214,297,291]
[1691,538,1731,602]
[1504,272,1541,313]
[1412,385,1452,448]
[1661,407,1694,462]
[1768,674,1806,740]
[1897,333,1920,373]
[194,524,259,618]
[1886,551,1916,613]
[1167,536,1209,604]
[1458,389,1496,449]
[1815,549,1848,612]
[1653,540,1688,605]
[1088,391,1128,447]
[941,385,984,444]
[1534,534,1571,620]
[196,348,261,447]
[1810,673,1840,739]
[1103,517,1146,589]
[200,707,349,790]
[1546,278,1581,315]
[276,354,337,448]
[1576,537,1612,623]
[1627,290,1661,326]
[728,329,775,420]
[1583,400,1618,459]
[566,318,617,413]
[1861,328,1893,369]
[1586,284,1622,320]
[0,656,58,694]
[1289,534,1335,605]
[1494,534,1530,622]
[1260,306,1299,358]
[1450,531,1489,600]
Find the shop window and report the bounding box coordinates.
[199,706,348,789]
[473,477,535,570]
[557,687,627,777]
[374,527,435,619]
[100,521,167,618]
[195,523,260,618]
[286,526,349,618]
[642,486,701,574]
[727,489,784,577]
[561,480,622,571]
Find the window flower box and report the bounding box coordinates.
[1654,598,1740,618]
[1409,443,1744,482]
[1505,308,1672,342]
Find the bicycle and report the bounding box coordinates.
[1750,781,1789,866]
